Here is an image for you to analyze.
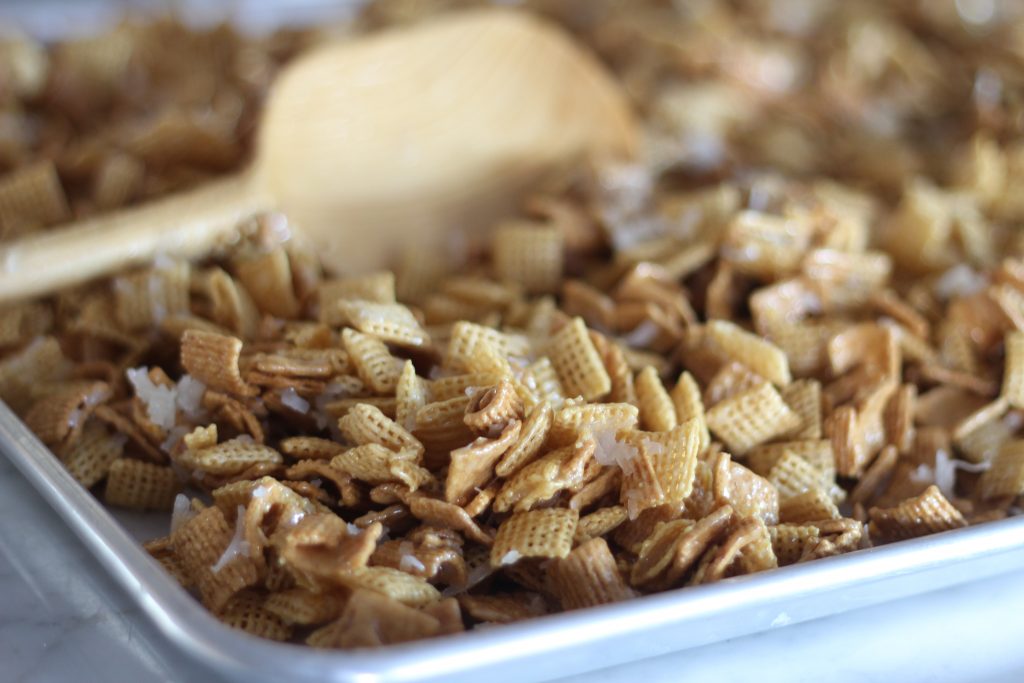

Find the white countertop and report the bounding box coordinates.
[2,451,1024,683]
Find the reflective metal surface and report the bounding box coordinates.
[2,400,1024,683]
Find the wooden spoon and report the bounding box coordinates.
[0,8,636,302]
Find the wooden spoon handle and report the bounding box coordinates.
[0,173,270,303]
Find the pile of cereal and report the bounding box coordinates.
[1,0,1024,648]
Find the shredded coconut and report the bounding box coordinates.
[175,375,206,418]
[212,506,250,573]
[500,550,522,566]
[127,366,178,430]
[347,522,362,535]
[160,425,190,454]
[442,561,493,597]
[622,320,661,348]
[280,387,310,414]
[399,542,426,572]
[169,493,195,534]
[935,264,986,300]
[593,429,638,475]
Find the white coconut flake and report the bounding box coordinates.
[935,264,986,300]
[593,429,638,475]
[212,506,250,573]
[280,387,310,414]
[127,366,177,430]
[641,438,666,455]
[161,425,191,454]
[400,554,426,572]
[175,375,206,418]
[169,493,196,534]
[622,320,661,349]
[500,550,522,566]
[442,561,493,597]
[347,522,362,535]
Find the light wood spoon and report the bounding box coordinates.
[0,8,636,302]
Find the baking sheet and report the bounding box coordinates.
[3,399,1024,683]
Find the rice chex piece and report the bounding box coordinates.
[338,300,430,347]
[104,458,180,511]
[705,382,801,455]
[547,318,612,401]
[338,402,424,461]
[550,537,635,609]
[635,366,677,432]
[307,589,440,648]
[978,440,1024,500]
[1001,331,1024,409]
[491,508,579,568]
[705,319,791,386]
[868,485,967,542]
[493,222,564,294]
[171,506,259,612]
[180,329,256,397]
[219,591,293,641]
[342,328,402,394]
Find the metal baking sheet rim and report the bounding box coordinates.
[2,400,1023,683]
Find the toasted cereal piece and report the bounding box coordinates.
[635,366,677,432]
[447,322,531,371]
[93,152,144,210]
[547,318,611,401]
[307,589,440,648]
[733,517,779,574]
[171,506,259,612]
[104,458,179,511]
[705,383,801,455]
[0,159,69,236]
[421,597,465,635]
[279,436,345,461]
[712,454,779,525]
[570,467,621,511]
[663,505,735,586]
[550,401,639,446]
[780,380,821,440]
[767,451,829,501]
[275,514,380,585]
[778,488,840,524]
[702,361,768,407]
[23,381,110,451]
[464,481,501,519]
[464,380,523,435]
[408,496,494,546]
[705,320,791,386]
[849,445,899,507]
[722,210,810,279]
[232,247,300,319]
[670,371,710,450]
[747,439,836,485]
[180,330,256,397]
[688,517,776,585]
[495,402,553,477]
[550,537,635,609]
[331,444,432,490]
[412,395,474,456]
[493,222,564,294]
[868,485,967,543]
[219,591,293,641]
[883,383,916,454]
[520,356,567,408]
[201,268,260,340]
[62,421,125,488]
[491,508,579,567]
[495,439,593,513]
[770,523,822,566]
[978,440,1024,500]
[563,280,616,331]
[284,460,361,508]
[341,328,402,394]
[630,518,694,587]
[338,403,424,461]
[0,337,69,412]
[612,504,683,554]
[396,361,429,432]
[338,300,430,348]
[264,587,348,626]
[181,436,282,476]
[828,323,900,380]
[574,505,629,543]
[325,396,397,421]
[337,566,441,608]
[447,420,520,506]
[1001,331,1024,409]
[626,420,701,506]
[458,592,548,624]
[318,272,396,325]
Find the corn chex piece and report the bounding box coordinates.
[574,505,628,543]
[341,328,402,394]
[446,420,520,506]
[447,322,531,371]
[233,247,301,319]
[113,262,190,331]
[496,403,553,477]
[780,379,821,439]
[635,366,677,432]
[104,458,180,511]
[549,401,639,446]
[849,445,900,507]
[408,496,493,546]
[219,591,293,642]
[171,506,259,612]
[570,467,621,511]
[767,451,829,501]
[670,371,710,451]
[337,566,441,608]
[770,523,821,566]
[464,379,524,435]
[0,160,69,236]
[318,272,396,325]
[23,381,110,451]
[778,488,840,524]
[338,402,424,461]
[713,453,779,524]
[307,589,440,648]
[396,361,429,432]
[279,436,345,461]
[978,440,1024,500]
[705,383,801,455]
[550,536,635,609]
[547,318,612,401]
[491,508,579,568]
[413,396,474,455]
[180,330,256,397]
[264,588,348,626]
[705,320,791,386]
[458,592,548,624]
[63,421,125,488]
[703,361,767,407]
[625,420,702,507]
[1001,331,1024,409]
[493,222,564,294]
[331,444,432,491]
[495,438,593,513]
[868,485,967,543]
[180,435,282,476]
[338,300,430,348]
